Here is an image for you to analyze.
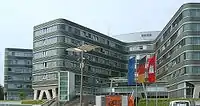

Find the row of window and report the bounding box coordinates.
[33,73,57,81]
[65,36,124,60]
[65,60,120,76]
[34,25,58,36]
[34,36,58,47]
[34,35,125,60]
[156,8,200,50]
[33,61,57,70]
[34,49,126,71]
[65,25,124,50]
[83,53,126,69]
[129,45,153,51]
[7,84,32,89]
[7,67,32,73]
[158,52,185,76]
[34,23,124,50]
[7,59,32,65]
[34,49,57,59]
[157,22,197,55]
[75,75,109,85]
[5,76,32,81]
[6,51,32,57]
[158,51,200,78]
[183,9,200,17]
[166,66,200,81]
[158,37,200,64]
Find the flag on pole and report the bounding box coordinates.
[137,56,146,83]
[147,55,156,83]
[128,57,135,86]
[128,95,134,106]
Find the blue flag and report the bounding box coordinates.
[128,57,135,86]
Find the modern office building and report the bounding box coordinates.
[33,19,128,100]
[32,3,200,100]
[4,48,33,100]
[155,3,200,98]
[33,18,161,101]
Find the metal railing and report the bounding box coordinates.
[41,97,57,106]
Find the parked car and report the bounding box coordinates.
[169,100,200,106]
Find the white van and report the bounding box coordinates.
[169,100,190,106]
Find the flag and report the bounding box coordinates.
[137,56,146,83]
[147,55,156,83]
[128,95,134,106]
[128,57,135,86]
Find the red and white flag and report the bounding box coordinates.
[147,55,156,83]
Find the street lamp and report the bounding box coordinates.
[66,44,99,106]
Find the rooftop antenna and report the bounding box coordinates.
[107,24,111,37]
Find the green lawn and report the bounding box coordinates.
[138,98,200,106]
[21,100,44,105]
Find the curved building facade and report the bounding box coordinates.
[155,3,200,98]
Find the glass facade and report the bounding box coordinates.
[59,72,68,101]
[58,71,75,101]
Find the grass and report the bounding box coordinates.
[0,100,20,102]
[21,100,44,105]
[138,98,200,106]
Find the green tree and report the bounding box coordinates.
[0,85,4,100]
[19,91,26,100]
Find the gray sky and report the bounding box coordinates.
[0,0,199,85]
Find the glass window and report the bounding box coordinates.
[183,10,190,17]
[8,68,12,72]
[197,9,200,17]
[191,24,198,31]
[139,46,143,50]
[190,9,197,17]
[183,24,190,31]
[43,62,47,68]
[74,28,80,35]
[186,52,200,60]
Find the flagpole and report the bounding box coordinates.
[146,83,148,106]
[136,81,137,106]
[155,54,158,106]
[135,58,137,106]
[142,82,148,106]
[156,82,158,106]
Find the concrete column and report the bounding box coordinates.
[33,90,38,100]
[193,85,200,98]
[44,90,51,100]
[39,90,44,100]
[52,88,57,98]
[184,88,186,98]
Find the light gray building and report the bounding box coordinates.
[155,3,200,98]
[32,21,160,102]
[4,48,33,100]
[32,3,200,101]
[113,31,160,62]
[33,19,127,100]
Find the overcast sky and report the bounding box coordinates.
[0,0,199,85]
